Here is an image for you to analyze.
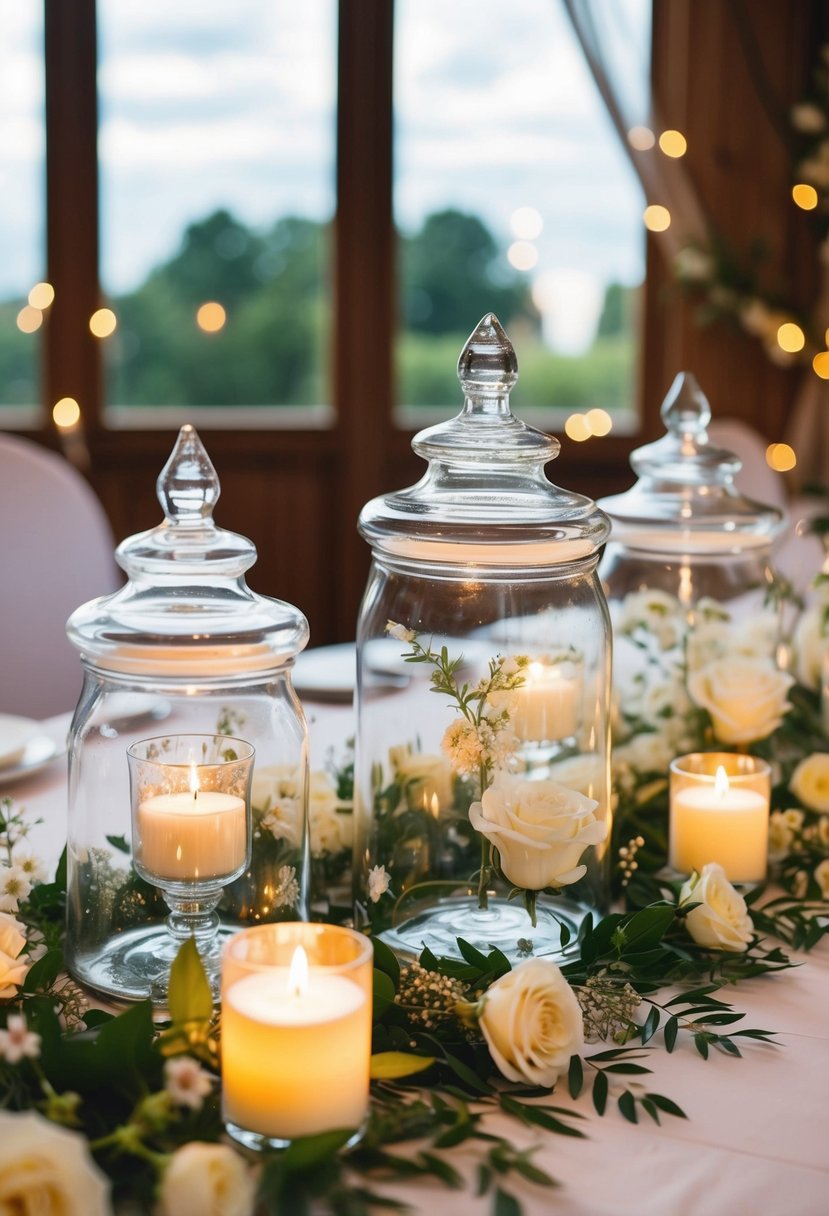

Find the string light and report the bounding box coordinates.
[52,397,81,429]
[792,183,818,210]
[196,302,226,332]
[643,205,671,232]
[28,281,54,309]
[564,413,591,442]
[766,443,796,472]
[507,241,539,271]
[509,207,543,240]
[628,126,655,151]
[658,129,687,158]
[89,308,117,338]
[585,407,612,436]
[776,322,805,353]
[16,306,42,334]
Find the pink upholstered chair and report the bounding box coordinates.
[0,433,121,719]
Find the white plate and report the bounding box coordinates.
[0,733,64,786]
[294,643,410,703]
[0,714,41,769]
[89,694,172,731]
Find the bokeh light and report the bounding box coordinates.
[89,308,117,338]
[28,281,54,310]
[196,302,227,333]
[792,183,818,210]
[812,351,829,379]
[53,397,81,429]
[628,126,655,151]
[658,129,687,158]
[564,413,591,442]
[776,322,805,353]
[509,206,543,240]
[643,205,671,232]
[585,408,612,436]
[766,443,796,472]
[507,241,539,271]
[16,306,42,334]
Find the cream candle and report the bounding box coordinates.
[669,759,770,883]
[511,658,581,743]
[222,925,373,1148]
[136,787,247,883]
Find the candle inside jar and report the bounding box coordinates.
[511,659,580,743]
[136,765,246,882]
[670,764,768,883]
[222,945,371,1140]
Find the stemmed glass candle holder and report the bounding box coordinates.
[221,923,373,1151]
[127,734,254,1002]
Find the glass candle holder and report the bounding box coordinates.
[127,733,254,1002]
[669,752,771,884]
[221,923,373,1151]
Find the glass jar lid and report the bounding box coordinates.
[67,426,309,678]
[599,372,784,555]
[359,314,610,567]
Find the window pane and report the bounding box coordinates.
[394,0,648,429]
[0,5,45,419]
[98,2,336,421]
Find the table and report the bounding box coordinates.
[6,705,829,1216]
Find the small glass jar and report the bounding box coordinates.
[354,315,613,962]
[65,426,310,1002]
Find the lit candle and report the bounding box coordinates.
[222,925,373,1146]
[136,764,246,882]
[511,658,581,743]
[669,757,770,883]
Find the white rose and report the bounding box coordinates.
[687,657,793,744]
[0,1111,110,1216]
[679,863,753,952]
[477,958,584,1087]
[159,1143,256,1216]
[768,811,794,863]
[0,911,29,998]
[794,605,828,691]
[612,731,674,779]
[640,678,693,727]
[617,590,683,650]
[308,771,352,856]
[468,773,607,891]
[547,752,605,799]
[390,746,455,811]
[790,752,829,812]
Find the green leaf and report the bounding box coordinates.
[601,1063,652,1075]
[618,1090,638,1123]
[641,1098,660,1125]
[281,1128,356,1172]
[592,1069,608,1116]
[568,1054,583,1099]
[500,1096,585,1139]
[373,970,396,1020]
[417,1152,463,1188]
[477,1164,493,1197]
[457,938,490,970]
[21,949,63,993]
[105,833,131,855]
[440,1048,493,1095]
[617,906,676,953]
[493,1187,522,1216]
[694,1034,710,1060]
[664,1016,678,1052]
[640,1006,660,1046]
[370,1052,436,1080]
[168,937,213,1027]
[645,1093,687,1119]
[372,938,400,987]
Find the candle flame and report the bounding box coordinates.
[188,763,200,800]
[430,793,440,820]
[288,945,309,997]
[714,766,729,798]
[528,660,544,680]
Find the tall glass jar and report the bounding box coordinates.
[65,426,310,1002]
[354,315,612,962]
[598,373,785,869]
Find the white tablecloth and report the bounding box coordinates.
[6,706,829,1216]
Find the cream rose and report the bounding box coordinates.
[679,863,753,952]
[477,958,584,1087]
[790,752,829,813]
[468,773,607,891]
[687,657,793,744]
[159,1143,256,1216]
[390,746,455,811]
[0,1111,110,1216]
[0,911,29,998]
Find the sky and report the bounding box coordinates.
[1,0,649,354]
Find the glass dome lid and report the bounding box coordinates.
[599,371,784,554]
[67,425,309,678]
[359,313,610,566]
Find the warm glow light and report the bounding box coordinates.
[628,125,655,151]
[507,241,539,271]
[813,351,829,379]
[288,945,309,997]
[52,397,81,429]
[510,206,543,240]
[766,443,797,472]
[564,413,591,442]
[714,766,729,798]
[28,281,54,310]
[659,129,687,157]
[430,793,440,820]
[197,301,227,332]
[16,305,42,334]
[643,204,671,232]
[792,182,819,210]
[188,764,200,797]
[585,407,612,436]
[777,322,805,353]
[89,308,117,338]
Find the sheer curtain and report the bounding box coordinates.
[563,0,829,491]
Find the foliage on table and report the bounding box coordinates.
[1,794,827,1216]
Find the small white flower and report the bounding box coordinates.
[441,718,485,777]
[13,854,47,884]
[0,1013,41,1065]
[164,1057,213,1111]
[368,864,391,903]
[0,866,33,913]
[385,621,416,643]
[498,656,520,677]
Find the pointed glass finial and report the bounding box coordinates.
[157,424,220,523]
[457,313,519,395]
[660,371,712,438]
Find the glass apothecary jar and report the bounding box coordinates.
[65,426,310,1002]
[354,315,612,963]
[599,373,785,796]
